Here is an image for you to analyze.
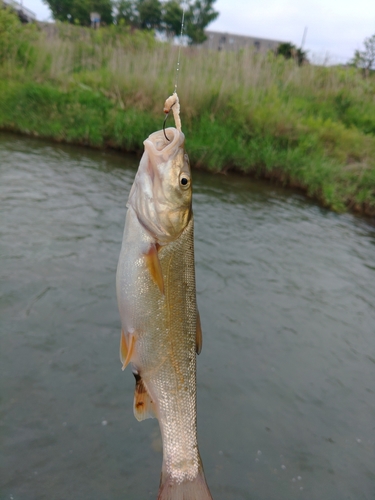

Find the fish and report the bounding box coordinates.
[116,98,213,500]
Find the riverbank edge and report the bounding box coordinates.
[1,79,374,217]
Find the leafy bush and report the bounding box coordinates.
[0,8,37,66]
[0,8,23,62]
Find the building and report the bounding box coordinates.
[1,0,36,22]
[202,30,285,53]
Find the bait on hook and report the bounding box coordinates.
[163,93,181,140]
[163,102,176,142]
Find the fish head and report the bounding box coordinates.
[127,127,192,244]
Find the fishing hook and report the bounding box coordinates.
[163,102,176,142]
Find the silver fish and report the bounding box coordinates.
[116,125,212,499]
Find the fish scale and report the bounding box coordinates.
[125,216,199,482]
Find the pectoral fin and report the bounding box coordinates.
[196,310,203,355]
[120,329,135,370]
[144,244,164,295]
[133,373,156,421]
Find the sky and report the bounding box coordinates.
[24,0,375,64]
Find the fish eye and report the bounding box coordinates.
[179,174,190,188]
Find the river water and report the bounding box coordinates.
[1,132,374,500]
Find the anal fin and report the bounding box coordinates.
[133,373,156,421]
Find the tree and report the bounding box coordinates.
[137,0,162,30]
[115,0,218,43]
[116,0,164,30]
[43,0,113,25]
[116,0,140,27]
[277,42,307,66]
[350,34,375,76]
[163,0,184,37]
[184,0,218,44]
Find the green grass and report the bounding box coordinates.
[0,10,375,215]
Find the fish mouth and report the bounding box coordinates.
[144,127,185,161]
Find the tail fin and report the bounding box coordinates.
[157,467,213,500]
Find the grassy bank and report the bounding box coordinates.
[1,12,375,215]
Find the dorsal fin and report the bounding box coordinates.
[133,372,156,421]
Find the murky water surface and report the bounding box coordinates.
[1,133,375,500]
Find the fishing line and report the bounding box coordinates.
[163,3,186,141]
[173,3,186,95]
